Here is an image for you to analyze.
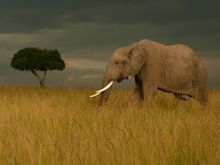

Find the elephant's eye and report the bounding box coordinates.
[115,61,119,65]
[122,61,127,65]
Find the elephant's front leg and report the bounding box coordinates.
[129,76,143,106]
[142,82,157,104]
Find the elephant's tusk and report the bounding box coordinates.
[89,81,114,98]
[89,92,101,98]
[95,81,114,93]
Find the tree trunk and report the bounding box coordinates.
[40,71,47,88]
[40,80,45,88]
[31,70,47,88]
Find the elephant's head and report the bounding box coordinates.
[90,41,147,105]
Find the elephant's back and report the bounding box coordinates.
[139,39,168,54]
[165,44,199,60]
[139,39,200,61]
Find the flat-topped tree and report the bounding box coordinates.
[11,48,65,87]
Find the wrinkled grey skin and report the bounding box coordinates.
[100,39,208,106]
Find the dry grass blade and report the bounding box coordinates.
[0,86,219,164]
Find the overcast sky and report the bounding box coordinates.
[0,0,219,88]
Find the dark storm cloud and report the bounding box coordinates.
[1,0,219,33]
[0,0,146,32]
[1,0,219,56]
[0,0,220,87]
[1,0,220,53]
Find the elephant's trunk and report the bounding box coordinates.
[99,78,113,106]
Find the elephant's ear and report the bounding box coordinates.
[128,43,147,76]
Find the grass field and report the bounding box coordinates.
[0,86,219,165]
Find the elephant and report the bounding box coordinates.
[90,39,208,106]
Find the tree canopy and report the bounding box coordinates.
[11,48,65,87]
[11,48,65,71]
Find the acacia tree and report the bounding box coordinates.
[11,48,65,87]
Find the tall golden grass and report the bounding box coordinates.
[0,86,219,164]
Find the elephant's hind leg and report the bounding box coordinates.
[193,78,208,105]
[194,87,208,105]
[193,64,208,105]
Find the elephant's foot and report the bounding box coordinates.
[143,93,157,106]
[128,94,143,108]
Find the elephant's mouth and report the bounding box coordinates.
[117,76,129,82]
[117,73,129,82]
[117,78,124,82]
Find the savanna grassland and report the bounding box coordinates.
[0,86,219,165]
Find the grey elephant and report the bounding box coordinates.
[90,39,208,106]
